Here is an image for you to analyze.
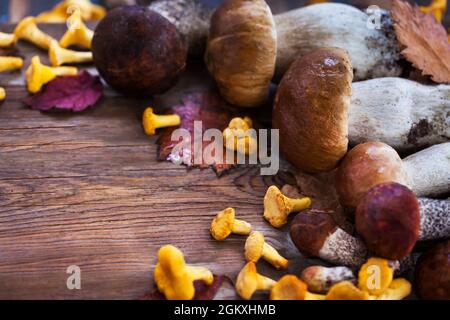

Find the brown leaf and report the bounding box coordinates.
[157,91,236,175]
[392,0,450,83]
[141,275,225,300]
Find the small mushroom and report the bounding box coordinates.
[154,245,214,300]
[356,182,421,260]
[0,88,5,101]
[270,275,325,300]
[142,107,181,137]
[0,57,23,73]
[300,266,356,294]
[290,209,368,267]
[0,31,16,48]
[210,207,252,241]
[59,10,94,49]
[206,2,402,107]
[274,48,449,172]
[36,0,106,23]
[26,56,78,93]
[415,240,450,300]
[223,117,257,156]
[235,262,276,300]
[376,278,412,300]
[336,141,450,208]
[358,257,395,296]
[49,40,93,66]
[263,185,311,228]
[244,231,288,270]
[420,0,446,21]
[14,17,56,50]
[325,281,369,300]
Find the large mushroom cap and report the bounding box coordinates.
[210,207,235,240]
[355,182,420,260]
[205,0,276,107]
[244,231,265,262]
[235,262,259,300]
[336,141,409,209]
[273,47,353,173]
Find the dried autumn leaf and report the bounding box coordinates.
[157,91,235,175]
[141,275,225,300]
[392,0,450,83]
[23,71,103,112]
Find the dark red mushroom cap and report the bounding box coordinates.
[290,209,338,257]
[355,182,420,260]
[415,240,450,300]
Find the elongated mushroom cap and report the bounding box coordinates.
[415,240,450,300]
[336,141,409,209]
[210,207,236,240]
[273,47,353,173]
[205,0,276,107]
[356,182,420,260]
[236,262,275,300]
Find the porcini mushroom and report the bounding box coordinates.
[14,17,56,50]
[235,262,276,300]
[0,57,23,72]
[290,209,368,267]
[26,56,78,93]
[270,275,325,300]
[142,107,181,137]
[263,185,311,228]
[0,32,16,48]
[300,265,356,294]
[244,231,288,269]
[223,117,257,156]
[92,6,187,97]
[206,2,402,107]
[336,141,450,208]
[325,281,369,300]
[59,11,94,49]
[49,40,93,66]
[415,240,450,300]
[355,182,421,260]
[154,245,214,300]
[274,48,450,173]
[148,0,212,56]
[210,207,252,241]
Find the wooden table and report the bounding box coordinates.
[0,24,326,299]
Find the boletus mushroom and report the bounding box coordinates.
[336,141,450,208]
[274,47,450,173]
[205,2,402,107]
[415,240,450,300]
[92,6,187,97]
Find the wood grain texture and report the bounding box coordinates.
[0,24,322,300]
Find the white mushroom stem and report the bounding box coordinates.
[274,3,402,81]
[349,78,450,152]
[300,266,356,294]
[148,0,212,55]
[418,198,450,241]
[402,143,450,197]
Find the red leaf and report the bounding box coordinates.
[23,71,103,112]
[141,275,225,300]
[156,91,236,175]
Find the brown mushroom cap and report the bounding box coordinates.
[336,141,409,209]
[415,240,450,300]
[273,47,353,173]
[289,209,338,257]
[92,6,187,97]
[355,182,420,260]
[205,0,276,107]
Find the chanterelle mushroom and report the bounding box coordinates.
[154,245,214,300]
[235,262,276,300]
[325,281,369,300]
[206,2,402,107]
[59,10,94,49]
[244,231,288,269]
[263,185,311,228]
[210,207,252,241]
[223,117,257,155]
[14,17,56,50]
[336,141,450,208]
[142,107,181,136]
[274,48,449,172]
[358,258,395,296]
